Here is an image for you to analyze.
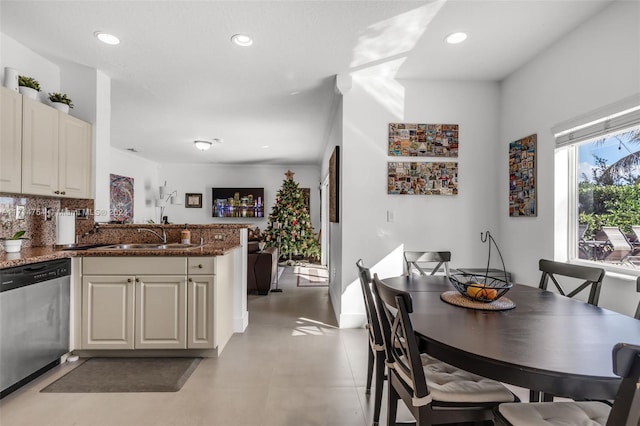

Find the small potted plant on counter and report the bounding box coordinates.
[48,92,74,113]
[1,230,28,253]
[18,75,41,99]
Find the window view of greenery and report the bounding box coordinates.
[577,126,640,267]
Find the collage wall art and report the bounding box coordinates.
[387,123,459,196]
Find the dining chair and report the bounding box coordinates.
[494,342,640,426]
[371,273,517,425]
[404,251,453,277]
[538,259,606,306]
[355,259,386,426]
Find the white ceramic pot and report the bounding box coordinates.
[50,102,70,113]
[2,239,23,253]
[18,86,38,99]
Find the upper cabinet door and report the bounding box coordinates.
[0,87,23,193]
[59,113,92,198]
[21,96,60,196]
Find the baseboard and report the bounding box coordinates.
[339,313,367,329]
[233,311,249,333]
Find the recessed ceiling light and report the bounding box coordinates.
[445,32,467,44]
[194,138,222,151]
[289,91,300,96]
[261,145,270,149]
[94,31,120,45]
[231,34,253,47]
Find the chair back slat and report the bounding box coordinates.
[607,343,640,426]
[355,260,383,347]
[538,259,605,305]
[372,274,429,400]
[404,251,452,277]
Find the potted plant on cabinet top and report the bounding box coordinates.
[1,230,28,253]
[18,75,41,99]
[48,92,74,113]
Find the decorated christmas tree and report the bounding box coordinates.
[263,170,321,262]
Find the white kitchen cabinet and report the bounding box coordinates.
[81,275,135,350]
[21,96,92,198]
[187,274,215,349]
[80,256,234,353]
[58,113,92,198]
[0,87,22,193]
[135,276,187,349]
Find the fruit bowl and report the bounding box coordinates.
[449,273,512,303]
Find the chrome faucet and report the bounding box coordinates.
[137,227,167,243]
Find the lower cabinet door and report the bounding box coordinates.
[135,276,187,349]
[187,275,215,349]
[82,275,135,349]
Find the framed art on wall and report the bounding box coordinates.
[508,134,537,217]
[185,193,203,208]
[388,161,458,195]
[329,146,339,222]
[388,123,459,157]
[109,174,134,222]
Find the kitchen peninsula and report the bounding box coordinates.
[0,223,249,358]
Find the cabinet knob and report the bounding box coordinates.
[60,191,66,195]
[127,278,132,283]
[188,278,193,282]
[54,190,60,194]
[198,264,203,269]
[135,278,139,282]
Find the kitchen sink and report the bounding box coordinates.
[91,243,203,250]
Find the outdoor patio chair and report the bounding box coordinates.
[578,224,609,261]
[635,277,640,320]
[494,342,640,426]
[404,251,453,277]
[371,273,517,425]
[630,226,640,250]
[599,226,639,265]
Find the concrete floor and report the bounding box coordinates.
[0,266,529,426]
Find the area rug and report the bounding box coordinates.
[41,357,201,393]
[295,265,329,287]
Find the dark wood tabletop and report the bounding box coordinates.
[380,274,640,400]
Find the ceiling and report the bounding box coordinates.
[0,0,612,166]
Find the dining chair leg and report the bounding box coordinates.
[386,378,399,426]
[366,347,374,394]
[373,352,385,425]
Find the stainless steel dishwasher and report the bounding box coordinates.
[0,258,71,398]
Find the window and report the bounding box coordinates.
[555,96,640,271]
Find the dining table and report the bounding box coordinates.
[380,274,640,400]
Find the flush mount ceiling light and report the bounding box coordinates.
[94,31,120,45]
[194,138,222,151]
[445,32,468,44]
[231,34,253,47]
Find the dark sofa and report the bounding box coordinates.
[247,241,279,295]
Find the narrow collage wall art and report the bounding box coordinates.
[109,173,134,223]
[508,134,537,217]
[387,123,459,196]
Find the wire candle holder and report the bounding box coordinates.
[450,231,512,303]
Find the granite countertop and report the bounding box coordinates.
[0,243,241,269]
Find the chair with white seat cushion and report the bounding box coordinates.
[371,273,517,425]
[635,277,640,320]
[494,342,640,426]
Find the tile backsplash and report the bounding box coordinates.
[0,193,94,247]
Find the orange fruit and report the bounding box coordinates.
[466,282,485,299]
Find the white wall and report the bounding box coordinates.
[0,33,60,102]
[110,148,160,223]
[338,77,501,327]
[499,1,640,315]
[157,163,322,228]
